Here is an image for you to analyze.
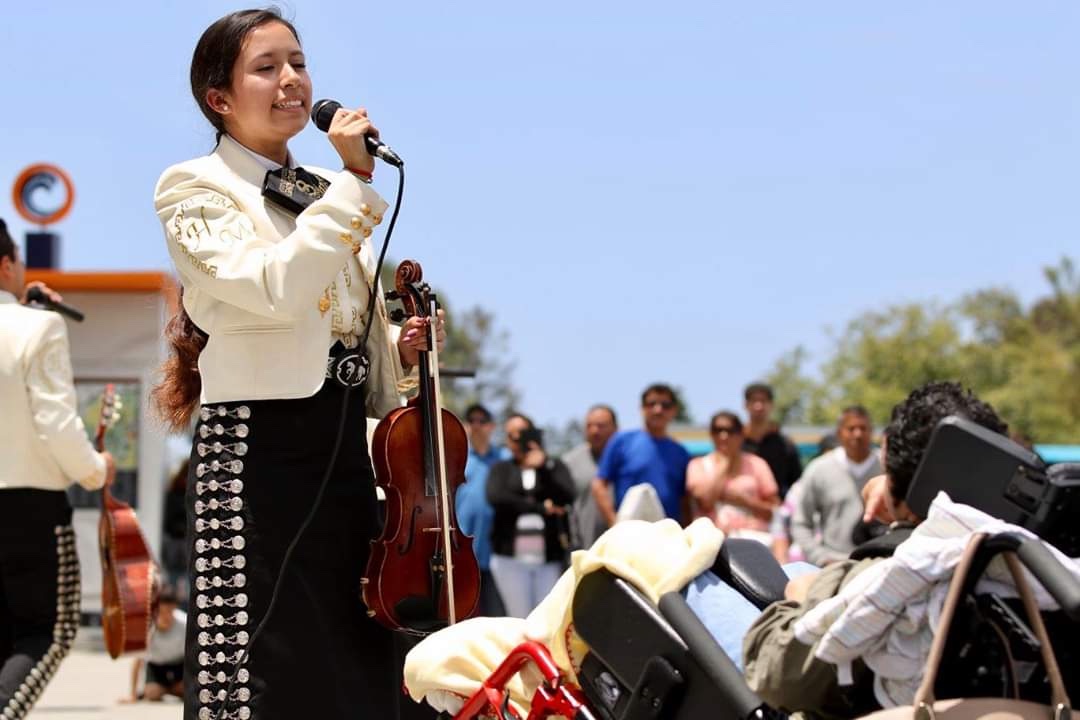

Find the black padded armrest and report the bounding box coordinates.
[658,591,770,717]
[711,538,788,609]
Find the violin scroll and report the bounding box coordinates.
[393,260,427,319]
[395,259,424,292]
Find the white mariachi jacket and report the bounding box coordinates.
[154,135,410,418]
[0,291,107,491]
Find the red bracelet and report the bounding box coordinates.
[346,166,373,181]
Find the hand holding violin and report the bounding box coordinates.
[397,309,446,369]
[365,260,479,632]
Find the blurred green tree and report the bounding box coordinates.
[759,257,1079,442]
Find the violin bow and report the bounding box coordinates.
[426,296,458,624]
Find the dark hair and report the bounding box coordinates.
[815,432,839,457]
[464,403,493,422]
[153,289,208,431]
[154,10,298,431]
[587,404,618,428]
[743,382,774,402]
[885,381,1007,503]
[506,412,535,430]
[640,383,676,406]
[0,218,14,262]
[839,405,871,425]
[190,8,300,140]
[709,411,743,434]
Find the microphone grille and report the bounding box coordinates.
[311,99,341,132]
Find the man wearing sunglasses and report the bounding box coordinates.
[591,383,691,527]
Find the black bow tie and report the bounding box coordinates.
[262,166,331,215]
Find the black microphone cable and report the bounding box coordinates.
[213,161,406,720]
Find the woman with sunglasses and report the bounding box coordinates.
[686,411,779,545]
[152,9,444,720]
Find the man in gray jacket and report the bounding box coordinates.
[561,404,617,550]
[791,406,881,565]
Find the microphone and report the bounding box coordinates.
[311,99,403,168]
[26,286,85,322]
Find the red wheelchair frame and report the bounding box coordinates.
[451,641,597,720]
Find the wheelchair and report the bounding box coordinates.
[441,533,1080,720]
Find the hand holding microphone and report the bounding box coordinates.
[25,284,85,322]
[22,281,62,307]
[322,104,378,175]
[311,99,403,173]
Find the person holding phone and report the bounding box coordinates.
[485,413,575,617]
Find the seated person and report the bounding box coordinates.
[405,382,1076,718]
[700,381,1010,717]
[121,586,186,703]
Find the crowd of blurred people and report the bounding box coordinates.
[457,380,893,619]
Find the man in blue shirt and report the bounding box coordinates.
[455,403,510,616]
[592,383,691,526]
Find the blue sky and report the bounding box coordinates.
[2,1,1077,430]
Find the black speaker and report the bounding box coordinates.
[25,232,60,269]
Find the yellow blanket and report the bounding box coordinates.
[404,518,724,715]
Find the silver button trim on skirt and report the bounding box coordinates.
[193,405,253,720]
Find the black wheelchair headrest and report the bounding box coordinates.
[711,538,789,610]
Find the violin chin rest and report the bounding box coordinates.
[394,596,446,634]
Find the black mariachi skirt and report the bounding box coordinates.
[182,382,399,720]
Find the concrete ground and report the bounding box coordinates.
[28,628,181,720]
[28,627,436,720]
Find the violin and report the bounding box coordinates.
[95,384,160,658]
[363,260,480,634]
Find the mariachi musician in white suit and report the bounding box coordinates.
[0,218,117,720]
[153,9,444,720]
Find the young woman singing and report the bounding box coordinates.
[153,9,443,719]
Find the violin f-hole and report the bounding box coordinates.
[398,506,423,555]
